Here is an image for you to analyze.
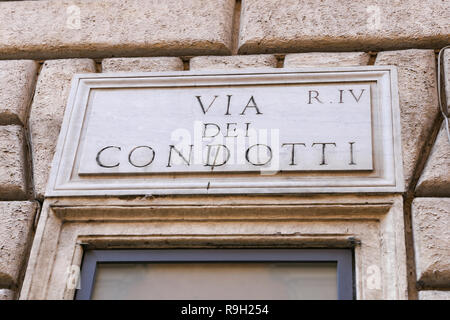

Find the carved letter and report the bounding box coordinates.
[96,146,121,168]
[167,145,194,167]
[245,123,251,137]
[204,144,230,168]
[196,95,218,114]
[308,90,323,104]
[203,123,221,138]
[240,96,262,115]
[225,95,232,115]
[246,144,272,166]
[225,123,238,137]
[282,143,306,165]
[312,142,336,165]
[349,89,365,102]
[128,146,155,168]
[339,89,344,104]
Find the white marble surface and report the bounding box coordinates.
[78,83,373,174]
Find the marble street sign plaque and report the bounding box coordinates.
[46,67,404,196]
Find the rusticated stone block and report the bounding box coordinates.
[375,50,440,189]
[0,201,38,287]
[102,57,184,73]
[0,0,235,59]
[0,60,38,125]
[0,126,27,200]
[444,49,450,108]
[238,0,450,54]
[418,290,450,300]
[190,55,277,70]
[412,198,450,287]
[284,52,370,67]
[29,59,96,199]
[416,121,450,196]
[0,289,15,300]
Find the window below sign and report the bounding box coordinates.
[76,249,354,300]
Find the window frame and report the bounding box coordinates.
[75,248,354,300]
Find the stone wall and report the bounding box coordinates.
[0,0,448,300]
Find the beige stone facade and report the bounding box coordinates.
[0,0,448,300]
